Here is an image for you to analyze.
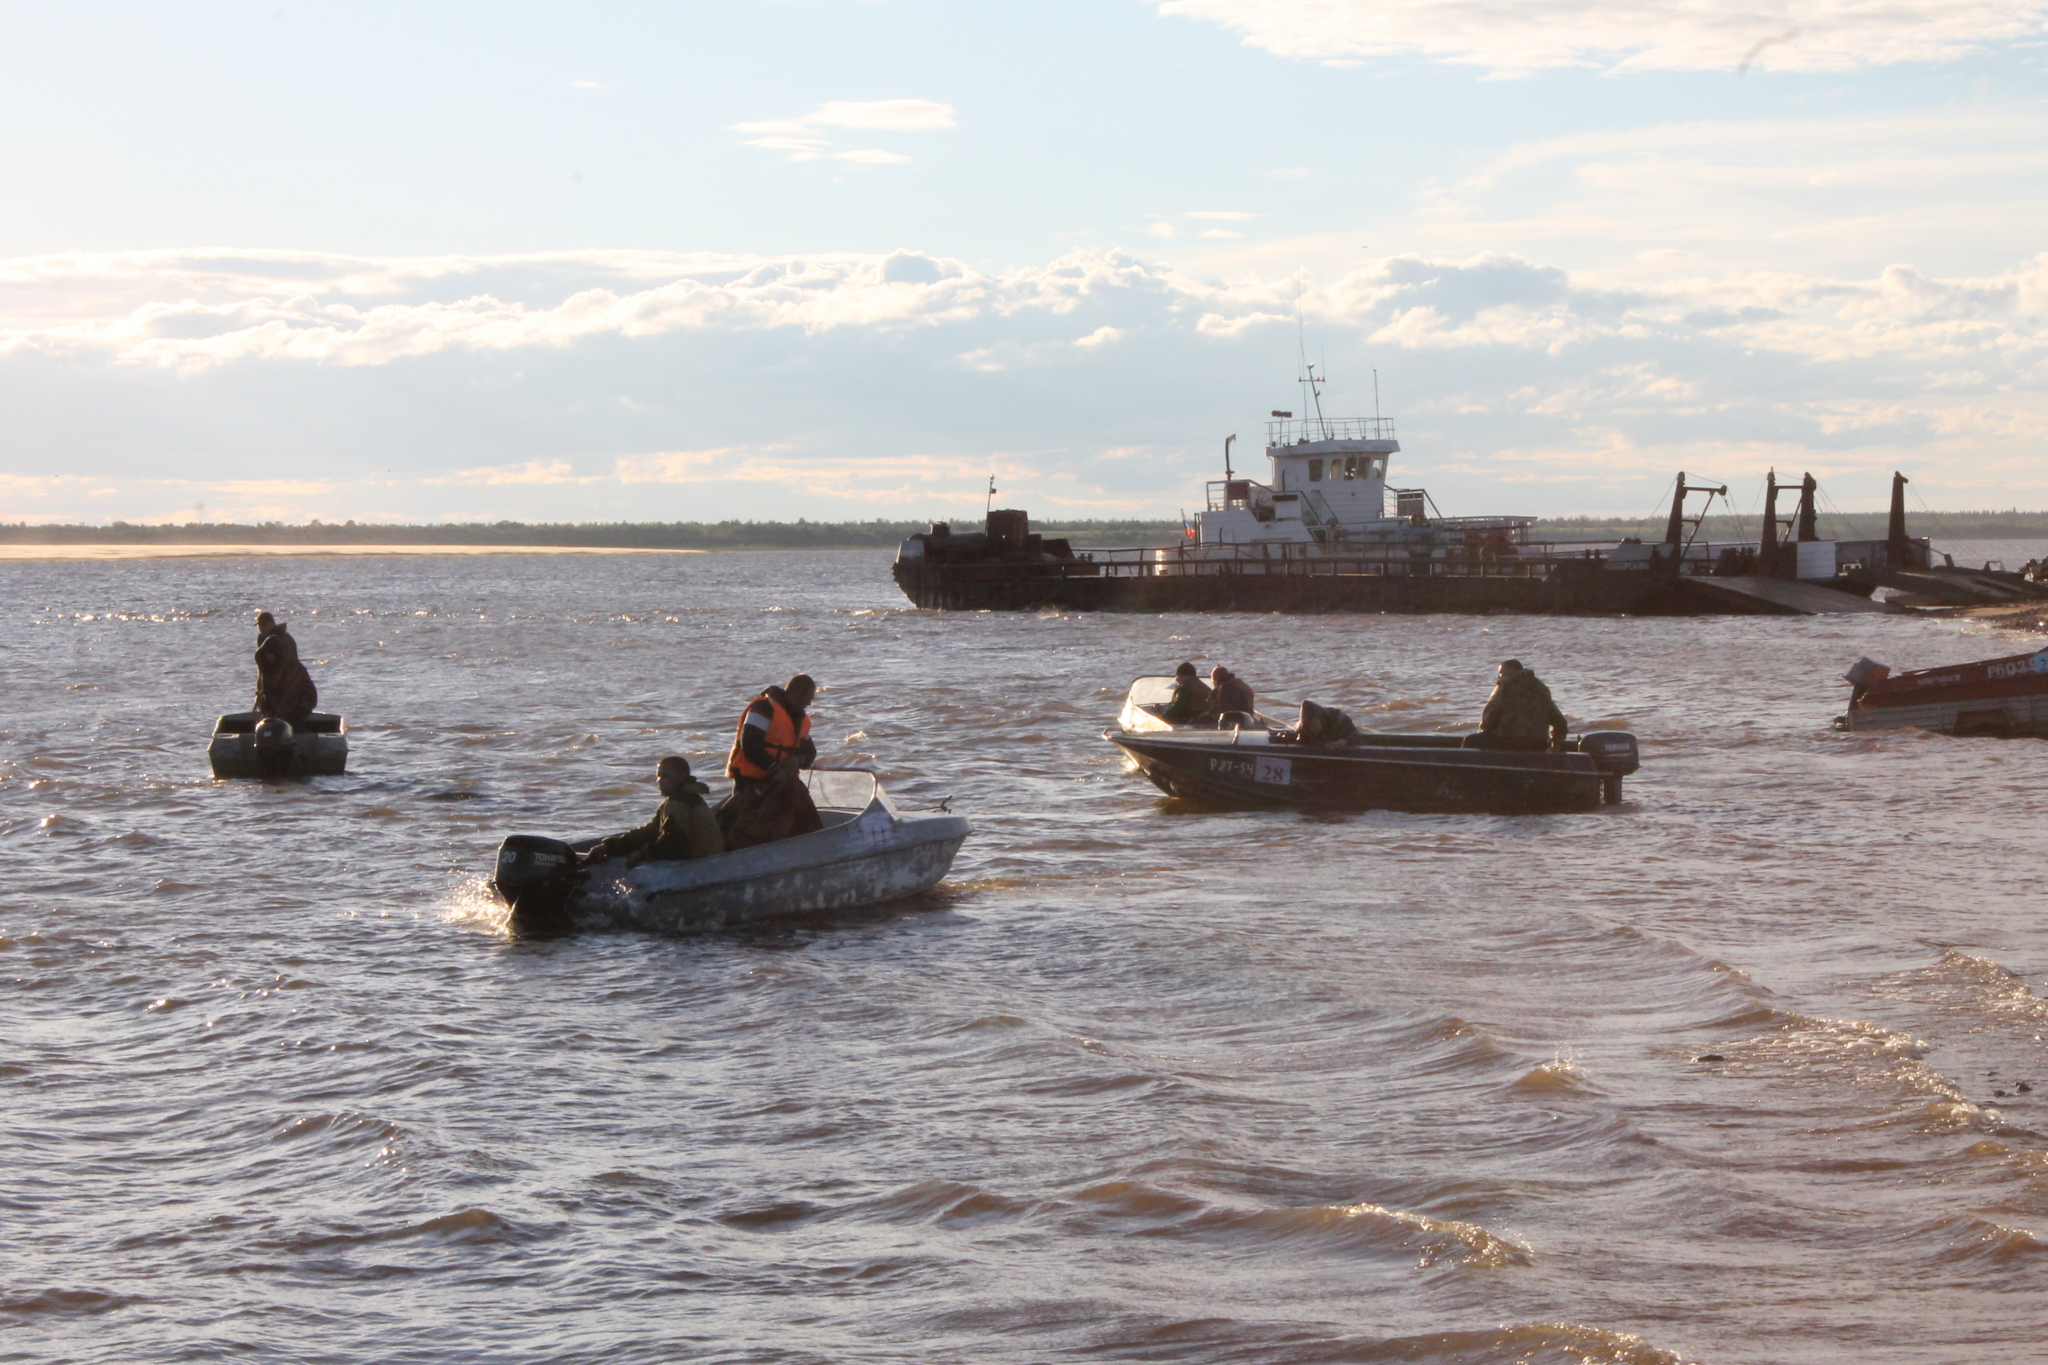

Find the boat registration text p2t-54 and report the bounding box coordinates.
[1209,754,1293,786]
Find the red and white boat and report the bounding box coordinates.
[1842,648,2048,737]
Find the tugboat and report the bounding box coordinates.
[891,371,1926,616]
[1106,677,1640,812]
[1840,650,2048,737]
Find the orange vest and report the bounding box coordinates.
[728,692,811,779]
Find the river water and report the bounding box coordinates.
[4,548,2044,1365]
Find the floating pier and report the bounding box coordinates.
[1676,576,1898,616]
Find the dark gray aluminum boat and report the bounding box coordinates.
[1107,677,1639,813]
[208,711,348,778]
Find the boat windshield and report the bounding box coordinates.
[801,767,895,815]
[1126,676,1177,708]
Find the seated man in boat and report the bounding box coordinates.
[1463,659,1568,752]
[587,756,724,865]
[1157,662,1214,725]
[253,611,319,724]
[1208,666,1255,719]
[720,674,825,850]
[1295,699,1362,746]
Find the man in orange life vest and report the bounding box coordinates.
[727,673,819,793]
[722,674,823,848]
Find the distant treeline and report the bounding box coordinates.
[5,509,2046,548]
[0,517,1180,550]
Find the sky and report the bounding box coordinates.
[1,0,2044,526]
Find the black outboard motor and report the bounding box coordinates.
[252,716,295,779]
[491,835,582,936]
[1576,731,1640,804]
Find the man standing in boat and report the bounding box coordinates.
[587,756,724,865]
[721,673,824,848]
[1464,660,1568,752]
[253,611,318,724]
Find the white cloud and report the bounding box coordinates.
[617,447,1027,505]
[4,242,2047,522]
[8,244,2045,387]
[1149,223,1178,238]
[801,99,957,132]
[1185,107,2048,284]
[834,147,912,166]
[1156,0,2048,73]
[729,98,956,165]
[434,460,595,486]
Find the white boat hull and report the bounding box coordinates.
[573,808,970,933]
[494,769,970,935]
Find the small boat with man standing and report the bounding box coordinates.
[209,610,347,779]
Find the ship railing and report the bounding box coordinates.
[1264,417,1396,446]
[928,535,1796,583]
[1426,516,1537,531]
[939,539,1630,581]
[1205,479,1276,513]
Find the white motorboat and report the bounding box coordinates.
[489,768,971,935]
[208,711,348,778]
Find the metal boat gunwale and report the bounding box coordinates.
[590,786,962,901]
[207,708,349,778]
[1109,732,1609,812]
[1109,729,1604,774]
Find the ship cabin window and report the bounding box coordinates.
[1308,459,1323,482]
[1342,456,1356,480]
[1369,457,1386,479]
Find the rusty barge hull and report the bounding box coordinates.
[892,558,1860,616]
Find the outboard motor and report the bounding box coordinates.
[1576,731,1640,805]
[1844,656,1890,704]
[491,835,582,936]
[252,716,295,779]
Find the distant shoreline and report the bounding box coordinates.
[0,518,1173,552]
[0,543,709,561]
[4,509,2047,554]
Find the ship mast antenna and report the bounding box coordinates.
[1224,434,1235,480]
